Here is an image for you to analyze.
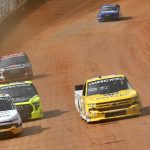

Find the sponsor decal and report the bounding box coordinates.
[16,105,24,110]
[10,69,20,73]
[0,84,31,90]
[0,113,9,118]
[89,77,125,86]
[1,53,24,60]
[0,97,10,101]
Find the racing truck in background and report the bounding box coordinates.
[0,81,43,121]
[0,53,33,82]
[0,94,22,139]
[74,75,142,123]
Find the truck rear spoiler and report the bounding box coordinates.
[75,84,84,91]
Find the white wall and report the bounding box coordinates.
[0,0,28,24]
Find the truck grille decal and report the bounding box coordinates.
[105,110,126,118]
[95,99,135,112]
[16,104,33,120]
[97,103,132,111]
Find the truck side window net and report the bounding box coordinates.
[83,83,86,96]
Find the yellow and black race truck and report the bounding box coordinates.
[74,74,142,123]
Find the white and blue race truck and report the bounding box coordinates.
[0,94,22,138]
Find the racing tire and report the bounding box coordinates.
[14,131,23,138]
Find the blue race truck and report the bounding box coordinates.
[98,4,122,22]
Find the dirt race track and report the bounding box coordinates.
[0,0,150,149]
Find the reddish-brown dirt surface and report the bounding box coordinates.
[0,0,150,149]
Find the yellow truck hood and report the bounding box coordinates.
[85,89,137,104]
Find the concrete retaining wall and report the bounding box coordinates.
[0,0,28,24]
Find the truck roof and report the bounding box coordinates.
[86,74,126,83]
[102,4,118,8]
[0,81,33,88]
[1,53,26,60]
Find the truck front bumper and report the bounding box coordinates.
[86,104,142,123]
[16,102,43,121]
[0,124,22,138]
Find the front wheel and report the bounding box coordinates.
[14,131,23,138]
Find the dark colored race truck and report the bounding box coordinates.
[0,53,33,82]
